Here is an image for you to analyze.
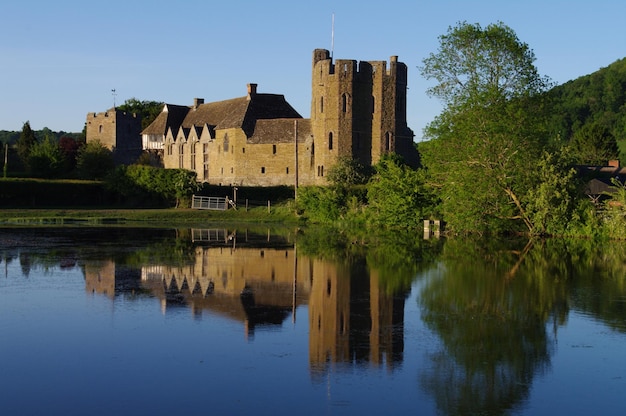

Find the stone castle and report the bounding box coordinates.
[87,49,417,186]
[85,108,143,165]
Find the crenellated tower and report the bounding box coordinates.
[310,49,415,183]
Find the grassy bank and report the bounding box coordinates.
[0,203,302,227]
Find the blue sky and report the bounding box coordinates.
[1,0,625,139]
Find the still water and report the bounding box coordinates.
[0,226,625,415]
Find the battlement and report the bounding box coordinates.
[88,109,139,119]
[312,48,405,80]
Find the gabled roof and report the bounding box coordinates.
[141,89,302,139]
[141,104,190,135]
[183,93,302,137]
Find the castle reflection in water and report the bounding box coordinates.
[83,228,406,375]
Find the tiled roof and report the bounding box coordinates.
[249,119,311,144]
[142,91,303,139]
[141,104,190,135]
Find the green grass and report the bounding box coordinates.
[0,202,303,227]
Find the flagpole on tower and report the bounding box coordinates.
[331,13,335,60]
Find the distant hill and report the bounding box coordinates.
[546,57,626,162]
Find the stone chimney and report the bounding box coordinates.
[193,98,204,109]
[247,83,257,100]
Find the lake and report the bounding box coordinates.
[1,226,625,415]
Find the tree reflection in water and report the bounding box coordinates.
[419,237,575,415]
[3,227,626,415]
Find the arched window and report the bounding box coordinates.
[98,125,103,134]
[223,134,229,152]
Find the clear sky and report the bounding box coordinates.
[1,0,625,139]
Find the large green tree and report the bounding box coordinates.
[116,98,164,130]
[16,121,37,170]
[419,22,552,234]
[28,135,65,178]
[76,140,115,180]
[569,121,619,165]
[366,155,435,228]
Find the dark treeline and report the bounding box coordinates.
[0,128,84,145]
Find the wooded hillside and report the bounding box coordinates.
[547,57,626,162]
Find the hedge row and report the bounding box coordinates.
[0,178,296,209]
[0,178,115,208]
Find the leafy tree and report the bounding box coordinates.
[366,155,436,228]
[601,178,626,239]
[105,165,198,207]
[523,149,581,236]
[419,21,551,234]
[117,98,164,130]
[76,140,115,180]
[16,121,37,170]
[58,136,81,171]
[172,169,200,207]
[569,122,619,165]
[27,135,65,178]
[326,156,372,188]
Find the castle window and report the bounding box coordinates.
[311,142,314,155]
[317,165,324,177]
[191,143,196,170]
[385,132,392,152]
[328,132,333,150]
[99,125,103,134]
[320,96,324,113]
[231,167,233,174]
[286,167,289,174]
[272,144,276,154]
[179,144,184,168]
[261,167,265,174]
[242,147,245,153]
[343,63,348,72]
[223,134,229,152]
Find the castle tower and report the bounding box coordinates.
[310,49,414,183]
[86,108,142,165]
